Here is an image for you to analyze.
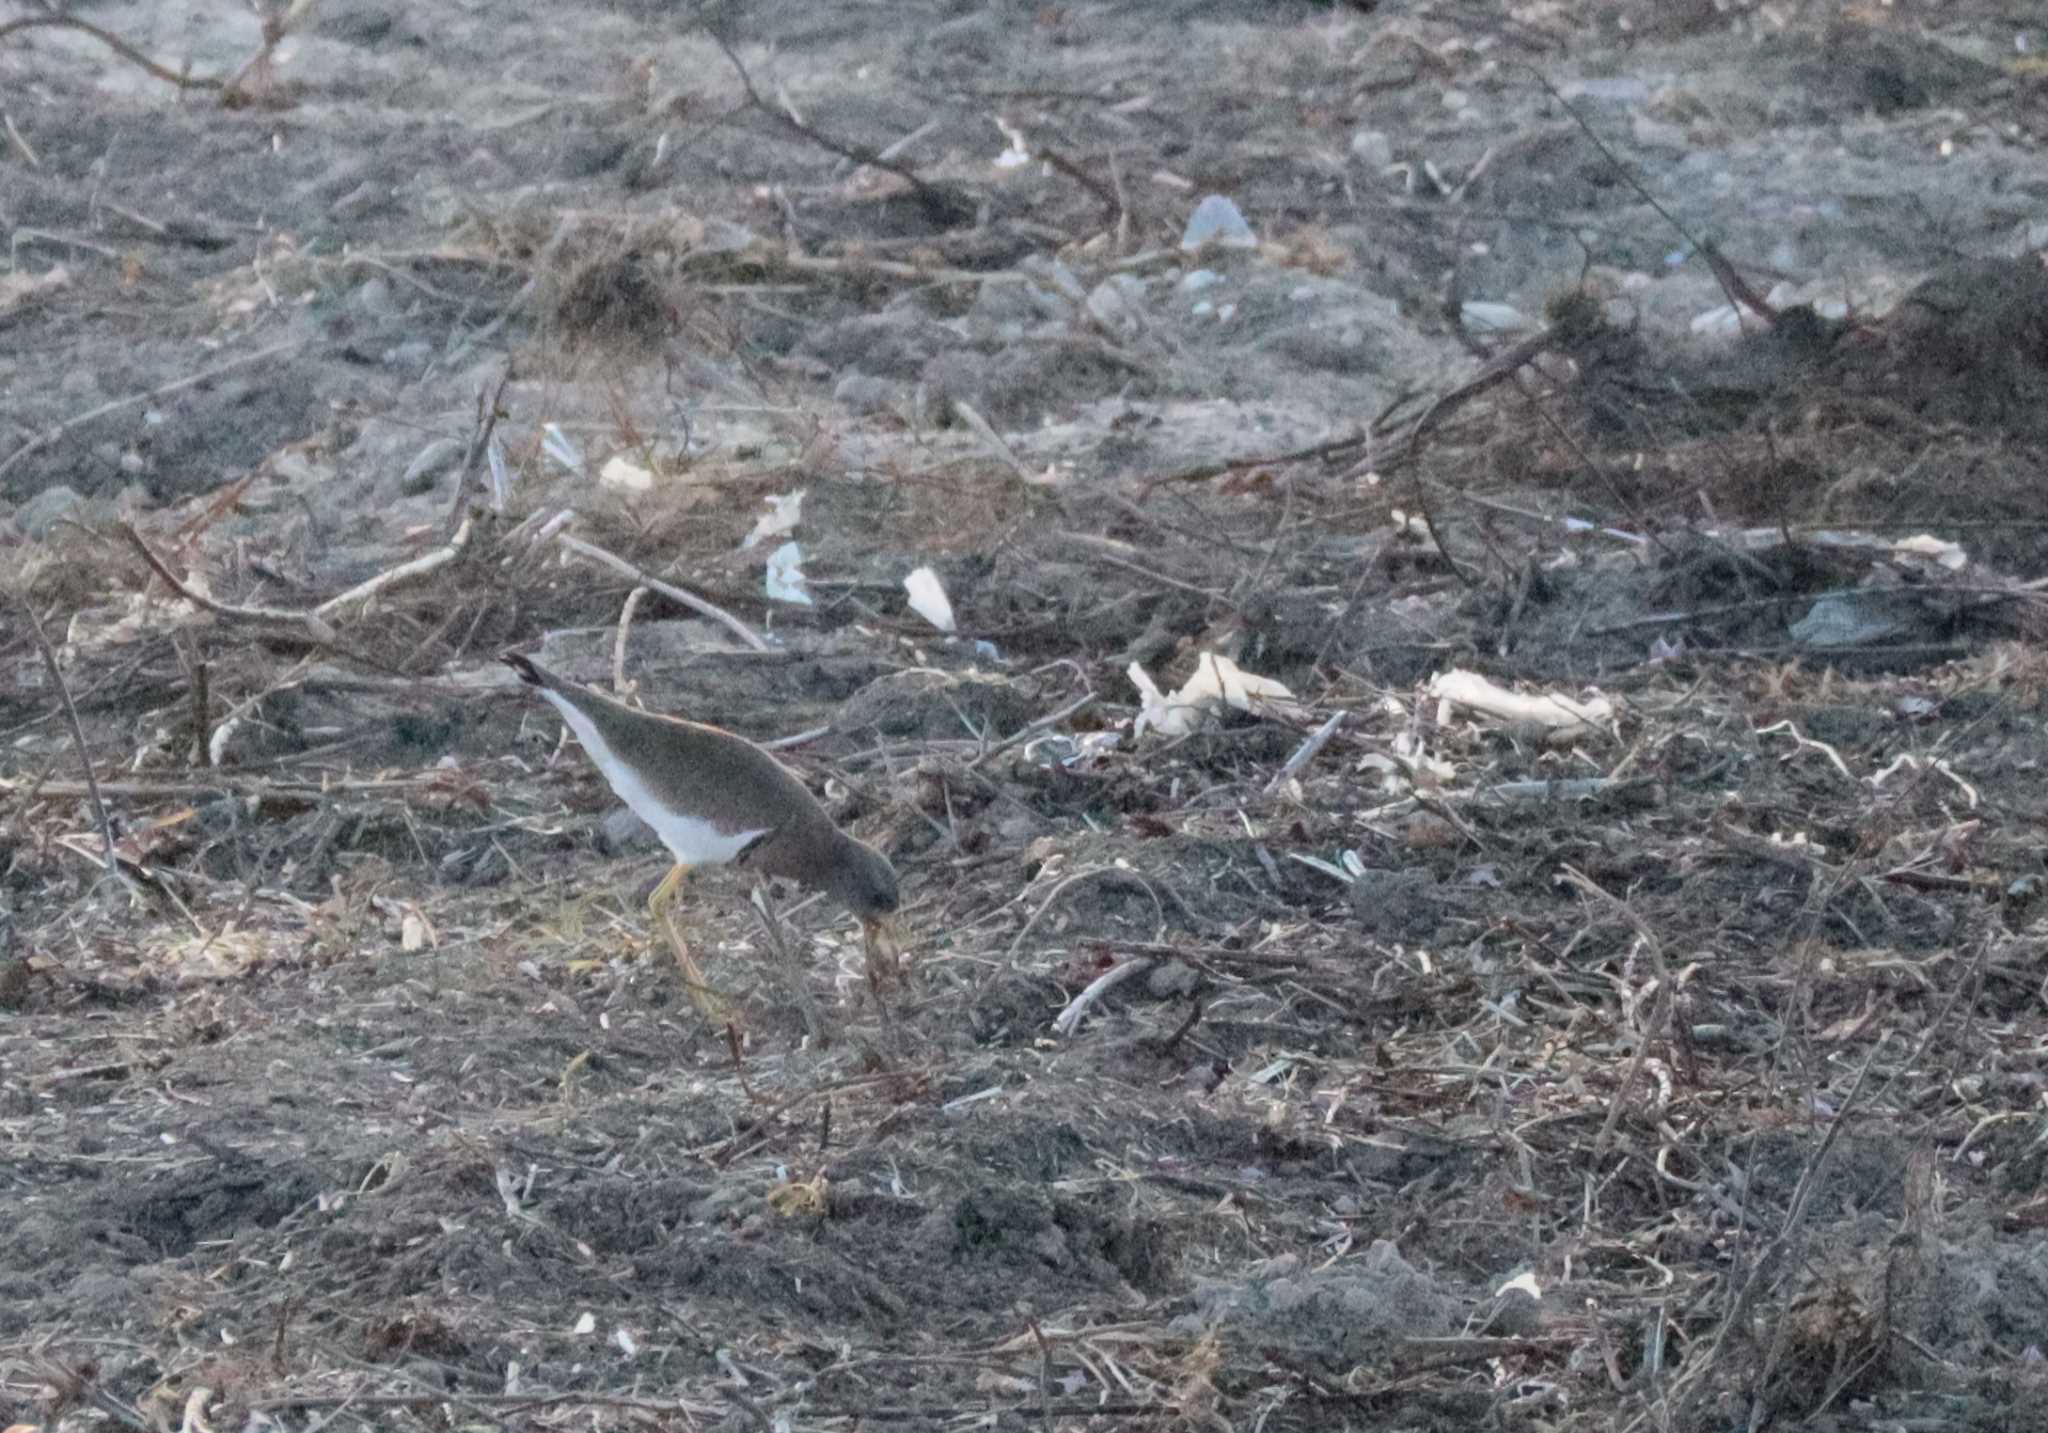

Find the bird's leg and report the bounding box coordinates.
[649,865,757,1096]
[648,863,728,1023]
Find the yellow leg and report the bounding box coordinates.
[648,863,730,1023]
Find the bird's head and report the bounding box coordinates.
[827,836,902,966]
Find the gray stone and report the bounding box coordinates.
[1176,1241,1451,1367]
[352,275,398,319]
[1085,275,1149,339]
[18,483,84,539]
[833,371,910,417]
[1145,960,1201,999]
[1349,129,1394,169]
[398,437,462,496]
[597,805,660,855]
[1560,76,1650,106]
[1348,867,1440,942]
[382,338,434,373]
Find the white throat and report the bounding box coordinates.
[539,689,769,867]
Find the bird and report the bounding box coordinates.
[500,652,902,1017]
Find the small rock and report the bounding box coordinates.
[1030,256,1089,305]
[993,811,1043,844]
[688,1183,759,1223]
[1560,76,1650,106]
[383,338,434,373]
[1085,274,1149,338]
[1630,114,1689,150]
[597,806,660,855]
[1481,1283,1544,1336]
[834,371,910,417]
[1461,301,1532,333]
[352,275,398,318]
[1349,129,1394,168]
[1347,868,1440,941]
[1145,960,1201,999]
[18,483,84,539]
[1176,1239,1451,1366]
[0,957,31,1009]
[1803,704,1889,747]
[398,437,462,497]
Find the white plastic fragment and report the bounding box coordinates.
[1129,652,1305,739]
[598,455,654,492]
[764,541,812,606]
[993,116,1032,169]
[1892,533,1967,570]
[485,437,510,512]
[1689,304,1744,337]
[541,423,583,473]
[1460,301,1532,333]
[1181,194,1257,251]
[1428,669,1613,736]
[207,717,239,767]
[1286,851,1357,885]
[740,490,806,550]
[903,565,957,633]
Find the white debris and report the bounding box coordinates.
[1130,652,1305,739]
[903,565,957,632]
[740,489,806,549]
[598,455,654,492]
[1181,194,1257,251]
[1428,669,1614,736]
[764,541,812,606]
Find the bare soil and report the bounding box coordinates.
[4,2,2048,1430]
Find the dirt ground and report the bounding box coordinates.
[4,1,2048,1429]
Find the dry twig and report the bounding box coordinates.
[315,519,474,619]
[704,25,974,226]
[613,585,651,697]
[119,523,341,647]
[0,13,225,92]
[8,590,132,899]
[555,532,773,652]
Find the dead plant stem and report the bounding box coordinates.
[10,590,132,899]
